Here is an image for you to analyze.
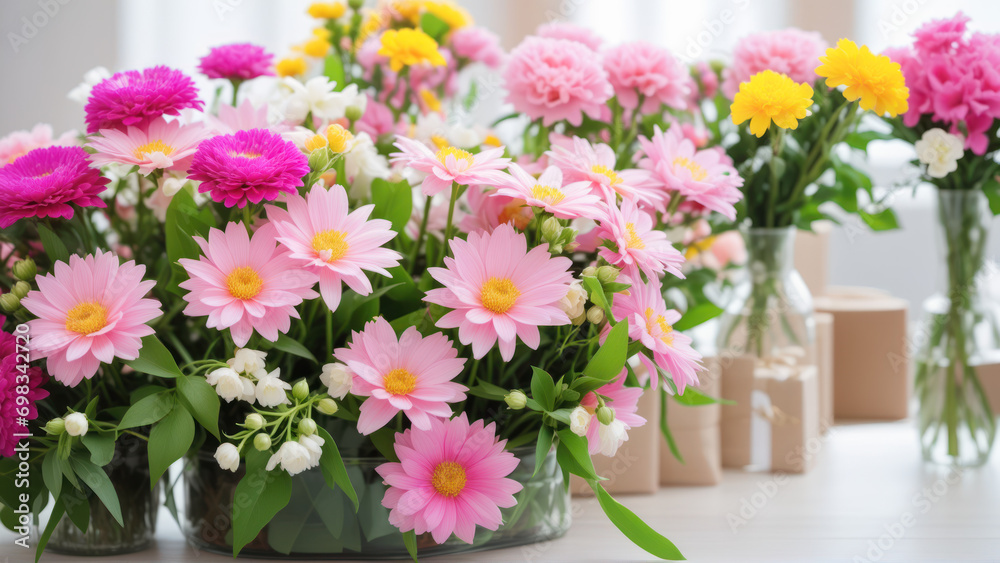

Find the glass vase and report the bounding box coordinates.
[916,190,999,466]
[182,445,570,559]
[45,433,160,555]
[716,227,815,359]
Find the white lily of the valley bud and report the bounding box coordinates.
[208,368,255,403]
[256,370,292,407]
[596,419,629,457]
[64,412,88,437]
[215,443,240,472]
[245,413,265,430]
[320,362,353,399]
[266,441,312,475]
[298,433,325,466]
[569,406,592,437]
[228,348,268,376]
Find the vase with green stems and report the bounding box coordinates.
[916,190,999,466]
[716,226,814,359]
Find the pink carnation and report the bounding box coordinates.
[535,21,603,51]
[450,27,505,68]
[198,43,275,81]
[0,124,76,166]
[722,29,828,99]
[602,41,693,112]
[503,37,613,127]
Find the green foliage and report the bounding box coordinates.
[232,449,293,557]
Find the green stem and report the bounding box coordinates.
[440,182,460,266]
[409,195,432,268]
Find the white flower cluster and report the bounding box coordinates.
[205,349,291,407]
[266,433,325,476]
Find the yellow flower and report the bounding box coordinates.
[392,0,425,23]
[731,70,814,137]
[304,134,329,153]
[378,28,446,72]
[325,124,354,153]
[483,134,502,147]
[815,39,909,117]
[419,88,442,113]
[424,0,473,29]
[275,57,307,77]
[313,27,332,39]
[308,2,345,19]
[302,36,332,58]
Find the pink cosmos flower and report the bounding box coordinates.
[88,117,208,175]
[535,21,603,51]
[546,136,659,208]
[425,223,573,361]
[390,136,510,197]
[178,222,319,347]
[579,372,647,457]
[84,66,204,134]
[0,320,49,457]
[596,197,685,280]
[189,128,309,208]
[204,100,291,135]
[334,317,467,434]
[494,164,602,220]
[376,413,522,544]
[459,185,532,234]
[608,275,702,392]
[636,125,744,220]
[21,251,162,387]
[356,97,404,139]
[503,37,613,127]
[450,27,505,68]
[198,43,275,81]
[266,184,401,311]
[722,29,828,100]
[0,124,76,165]
[602,41,693,113]
[0,146,108,228]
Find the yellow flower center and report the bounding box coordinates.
[644,307,674,346]
[625,223,645,249]
[684,235,716,260]
[430,135,449,150]
[531,184,565,205]
[133,140,175,160]
[65,301,108,335]
[226,266,264,300]
[312,229,349,262]
[672,157,708,181]
[591,164,622,186]
[382,368,417,395]
[431,461,467,498]
[481,276,520,314]
[436,146,475,166]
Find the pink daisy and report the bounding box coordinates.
[0,146,108,229]
[88,117,208,176]
[390,136,510,197]
[204,100,291,135]
[266,184,401,312]
[425,223,573,361]
[608,275,702,392]
[494,164,602,220]
[376,413,523,544]
[596,197,685,280]
[0,320,49,457]
[535,21,604,51]
[334,317,467,434]
[198,43,275,81]
[459,185,532,234]
[84,66,204,134]
[178,222,319,347]
[546,136,659,208]
[21,251,162,387]
[0,124,76,166]
[189,128,309,208]
[602,41,693,113]
[580,371,647,457]
[636,126,744,220]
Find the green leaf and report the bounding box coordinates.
[419,12,449,42]
[81,433,116,466]
[323,53,346,91]
[467,380,509,401]
[402,530,419,562]
[582,319,629,381]
[674,302,724,331]
[555,429,601,481]
[371,178,413,234]
[124,335,183,379]
[63,486,90,533]
[41,451,63,502]
[35,499,66,563]
[37,224,69,264]
[369,427,400,462]
[384,266,422,303]
[83,396,99,419]
[69,457,123,526]
[534,425,554,477]
[845,130,892,151]
[674,386,734,407]
[176,375,221,439]
[858,208,899,231]
[315,427,360,512]
[232,448,293,556]
[660,391,683,464]
[582,275,613,319]
[589,481,685,560]
[530,367,556,411]
[268,332,319,363]
[148,405,195,488]
[119,391,175,430]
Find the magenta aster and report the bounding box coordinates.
[0,319,49,458]
[84,66,204,134]
[189,128,309,208]
[198,43,275,81]
[0,146,108,228]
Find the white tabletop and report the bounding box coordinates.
[1,420,998,563]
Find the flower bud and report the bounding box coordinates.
[44,418,65,435]
[304,134,329,153]
[317,398,339,415]
[254,433,272,451]
[569,406,591,437]
[596,406,615,425]
[596,265,619,284]
[582,266,597,278]
[325,124,354,153]
[504,390,527,410]
[245,413,265,430]
[348,0,363,9]
[12,258,36,281]
[298,418,318,436]
[11,281,30,299]
[292,380,310,402]
[308,147,331,172]
[64,412,88,437]
[345,105,363,122]
[548,243,563,254]
[586,306,605,325]
[541,217,561,243]
[0,293,20,313]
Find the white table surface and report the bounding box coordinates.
[1,420,998,563]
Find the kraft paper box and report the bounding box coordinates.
[757,366,821,474]
[795,221,833,297]
[814,287,908,420]
[659,357,722,486]
[571,386,660,496]
[720,356,758,468]
[814,312,834,433]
